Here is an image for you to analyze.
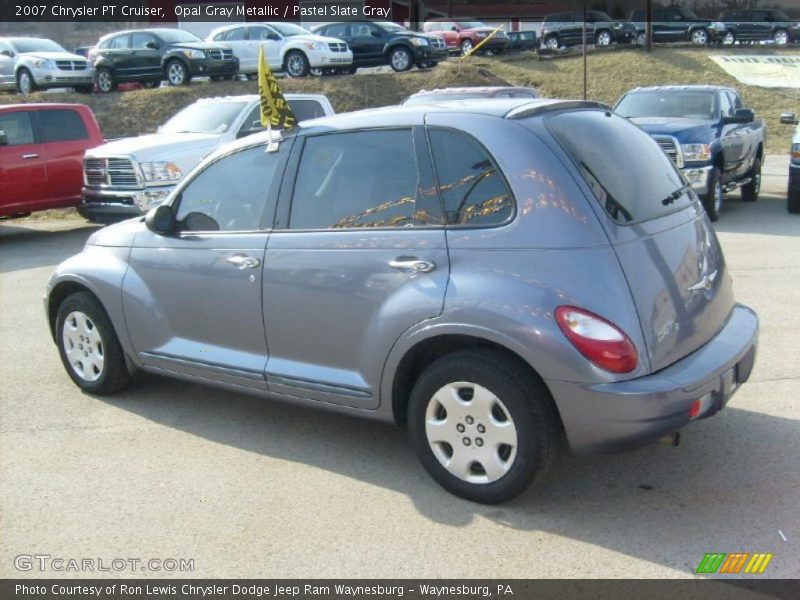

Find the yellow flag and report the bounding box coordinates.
[258,46,297,130]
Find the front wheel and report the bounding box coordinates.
[166,59,190,86]
[95,67,116,93]
[16,68,36,95]
[544,35,560,51]
[408,350,559,504]
[55,292,131,395]
[285,50,310,78]
[741,157,761,202]
[389,46,413,72]
[722,32,735,45]
[702,166,723,222]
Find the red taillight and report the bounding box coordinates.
[555,306,638,374]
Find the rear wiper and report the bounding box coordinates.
[661,183,690,206]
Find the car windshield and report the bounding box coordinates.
[10,38,67,53]
[160,102,249,134]
[542,110,692,224]
[271,23,310,37]
[376,22,407,33]
[615,91,717,120]
[152,29,202,44]
[456,20,486,29]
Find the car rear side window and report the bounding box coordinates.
[545,110,691,224]
[288,100,327,122]
[0,111,34,145]
[37,110,89,143]
[289,130,419,229]
[428,128,514,227]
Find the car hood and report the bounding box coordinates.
[290,33,344,45]
[168,41,228,52]
[20,51,88,61]
[87,217,144,248]
[630,117,715,142]
[86,133,220,160]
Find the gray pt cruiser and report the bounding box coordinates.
[45,99,758,503]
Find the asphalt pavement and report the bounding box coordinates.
[0,157,798,579]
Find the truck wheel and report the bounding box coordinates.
[96,68,116,93]
[773,30,789,46]
[691,28,709,45]
[460,39,474,56]
[56,292,132,395]
[741,157,761,202]
[388,46,413,72]
[702,167,723,222]
[545,36,560,51]
[596,30,613,47]
[285,50,310,78]
[16,68,37,95]
[408,350,559,504]
[166,59,190,86]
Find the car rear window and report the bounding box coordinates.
[545,110,692,224]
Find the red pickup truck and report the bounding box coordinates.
[0,103,103,218]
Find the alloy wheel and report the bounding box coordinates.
[597,31,612,46]
[391,49,410,71]
[62,311,105,382]
[773,31,788,46]
[97,71,113,92]
[546,37,559,50]
[692,29,708,45]
[168,62,186,85]
[424,381,518,484]
[461,40,473,55]
[18,71,31,95]
[287,54,306,77]
[723,32,735,45]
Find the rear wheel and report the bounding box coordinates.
[702,166,723,222]
[596,30,613,47]
[285,50,310,78]
[95,68,116,93]
[691,28,709,45]
[722,32,735,45]
[740,157,761,202]
[545,35,560,51]
[55,292,131,395]
[408,350,559,504]
[460,39,474,56]
[773,29,789,46]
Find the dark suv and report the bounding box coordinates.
[630,7,724,45]
[540,11,637,50]
[89,28,239,92]
[718,9,800,46]
[312,21,447,72]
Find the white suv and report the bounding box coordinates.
[207,22,353,78]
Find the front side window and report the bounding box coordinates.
[428,129,514,227]
[324,24,348,38]
[226,28,246,41]
[131,33,156,49]
[0,111,34,145]
[290,130,419,230]
[175,145,282,232]
[37,110,89,143]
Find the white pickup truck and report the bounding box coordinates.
[78,93,334,222]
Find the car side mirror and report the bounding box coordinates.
[267,33,280,41]
[451,27,458,32]
[371,30,383,37]
[145,204,175,234]
[0,49,13,58]
[723,108,754,124]
[145,41,159,50]
[780,113,798,125]
[0,130,7,146]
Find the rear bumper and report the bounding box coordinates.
[547,304,758,455]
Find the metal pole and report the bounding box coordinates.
[646,0,653,53]
[582,0,587,100]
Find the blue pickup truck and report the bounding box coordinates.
[780,112,799,214]
[614,85,766,221]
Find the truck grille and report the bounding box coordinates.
[84,157,140,188]
[328,42,348,52]
[56,60,90,71]
[652,136,683,168]
[207,49,234,61]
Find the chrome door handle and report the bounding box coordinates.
[22,153,39,159]
[389,259,436,273]
[226,255,261,269]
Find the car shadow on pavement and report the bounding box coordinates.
[0,222,99,274]
[99,372,800,576]
[713,194,798,237]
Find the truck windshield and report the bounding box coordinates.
[11,38,68,53]
[161,102,249,134]
[544,110,693,224]
[615,91,717,120]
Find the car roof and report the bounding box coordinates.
[627,85,736,93]
[0,103,87,110]
[408,87,538,97]
[98,28,187,41]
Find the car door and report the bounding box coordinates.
[101,34,133,79]
[0,109,47,215]
[129,32,162,78]
[0,41,15,89]
[33,108,91,204]
[262,126,449,409]
[122,140,292,390]
[718,91,747,176]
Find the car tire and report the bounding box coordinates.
[691,28,709,45]
[722,32,735,45]
[95,67,116,93]
[596,30,613,47]
[741,157,761,202]
[285,50,310,78]
[75,85,94,94]
[55,292,132,396]
[460,39,474,56]
[142,80,159,89]
[545,35,560,51]
[637,33,646,45]
[788,188,800,214]
[16,68,37,95]
[702,166,723,222]
[407,349,559,504]
[388,46,413,72]
[773,29,789,46]
[166,59,190,86]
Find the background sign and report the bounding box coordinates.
[710,55,800,89]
